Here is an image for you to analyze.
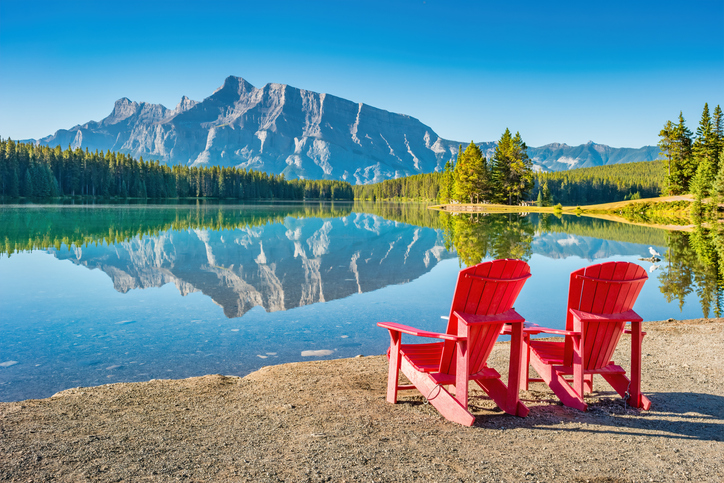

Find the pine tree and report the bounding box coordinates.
[508,131,533,204]
[454,142,486,203]
[713,150,724,206]
[693,103,719,174]
[437,159,454,203]
[491,129,513,203]
[451,144,463,201]
[713,105,723,153]
[659,120,675,194]
[541,181,552,206]
[664,112,694,194]
[22,169,33,198]
[490,129,533,204]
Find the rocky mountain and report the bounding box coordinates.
[527,142,660,172]
[30,76,660,183]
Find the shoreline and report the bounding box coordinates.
[2,318,723,482]
[428,194,697,233]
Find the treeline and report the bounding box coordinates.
[354,128,535,205]
[0,139,354,201]
[658,103,723,199]
[533,160,666,206]
[356,158,664,207]
[355,130,670,206]
[439,129,533,205]
[353,172,443,201]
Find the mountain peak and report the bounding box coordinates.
[104,97,139,125]
[213,75,255,95]
[174,95,198,114]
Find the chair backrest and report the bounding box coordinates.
[440,259,531,375]
[563,261,648,368]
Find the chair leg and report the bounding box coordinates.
[386,332,402,404]
[529,354,587,411]
[521,334,531,391]
[601,373,652,410]
[400,358,475,426]
[475,379,529,417]
[627,320,651,410]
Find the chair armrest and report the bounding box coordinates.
[569,308,643,323]
[453,308,525,326]
[624,329,647,336]
[377,322,460,341]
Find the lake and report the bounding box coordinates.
[0,202,715,402]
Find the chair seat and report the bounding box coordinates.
[401,342,444,373]
[529,339,627,375]
[529,340,564,366]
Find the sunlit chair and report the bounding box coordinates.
[525,261,651,411]
[378,259,531,426]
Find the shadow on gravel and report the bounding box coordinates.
[474,391,724,441]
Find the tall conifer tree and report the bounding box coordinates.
[491,129,533,204]
[663,112,694,194]
[454,142,486,203]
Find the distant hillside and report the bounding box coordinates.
[353,159,666,205]
[535,159,666,205]
[24,76,660,183]
[527,142,660,171]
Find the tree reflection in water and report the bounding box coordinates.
[440,209,723,319]
[3,200,721,318]
[439,212,534,266]
[660,226,723,318]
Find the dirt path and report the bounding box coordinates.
[1,318,722,482]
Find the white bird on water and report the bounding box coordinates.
[649,247,661,258]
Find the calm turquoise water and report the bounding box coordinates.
[0,204,708,401]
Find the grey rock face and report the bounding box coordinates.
[37,76,458,184]
[32,76,660,182]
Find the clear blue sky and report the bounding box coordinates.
[1,0,722,147]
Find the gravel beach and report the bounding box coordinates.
[1,318,722,482]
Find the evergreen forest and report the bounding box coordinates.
[355,128,534,204]
[0,139,354,201]
[532,160,665,206]
[658,103,724,200]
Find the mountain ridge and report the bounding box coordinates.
[24,75,660,183]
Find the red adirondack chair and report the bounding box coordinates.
[378,259,531,426]
[525,261,652,411]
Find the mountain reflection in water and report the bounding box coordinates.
[1,203,720,318]
[1,203,720,402]
[51,213,454,318]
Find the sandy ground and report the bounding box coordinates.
[1,318,722,482]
